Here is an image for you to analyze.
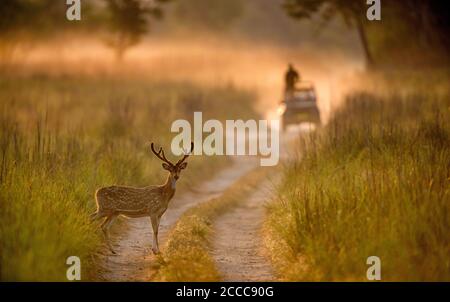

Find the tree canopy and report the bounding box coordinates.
[0,0,172,60]
[283,0,373,66]
[104,0,171,60]
[283,0,450,68]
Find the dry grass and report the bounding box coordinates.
[265,71,450,281]
[0,72,258,281]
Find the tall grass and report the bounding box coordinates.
[266,72,450,281]
[0,73,257,281]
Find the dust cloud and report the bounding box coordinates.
[19,34,364,124]
[3,0,368,123]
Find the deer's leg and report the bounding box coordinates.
[150,215,161,254]
[101,215,117,254]
[90,211,105,222]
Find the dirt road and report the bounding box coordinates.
[97,125,303,281]
[211,178,278,281]
[208,127,303,281]
[97,156,259,281]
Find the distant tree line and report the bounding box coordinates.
[283,0,450,67]
[1,1,448,67]
[173,0,243,31]
[0,0,172,61]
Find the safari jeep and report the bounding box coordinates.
[280,82,321,130]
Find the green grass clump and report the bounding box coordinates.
[0,74,258,281]
[266,73,450,281]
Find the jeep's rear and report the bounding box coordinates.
[280,83,321,130]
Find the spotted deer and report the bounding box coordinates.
[91,142,194,254]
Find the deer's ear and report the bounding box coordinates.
[179,162,188,170]
[162,163,171,170]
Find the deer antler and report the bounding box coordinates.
[176,142,194,166]
[150,143,173,165]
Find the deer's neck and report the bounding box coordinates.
[163,174,177,193]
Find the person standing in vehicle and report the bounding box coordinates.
[285,64,300,97]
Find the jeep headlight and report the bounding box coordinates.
[278,103,286,115]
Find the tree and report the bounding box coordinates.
[0,0,65,60]
[400,1,450,53]
[104,0,170,61]
[283,0,375,67]
[0,0,96,62]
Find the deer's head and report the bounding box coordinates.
[150,142,194,182]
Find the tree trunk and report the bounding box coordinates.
[114,34,127,62]
[115,46,125,62]
[355,17,375,68]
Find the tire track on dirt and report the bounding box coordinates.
[211,178,278,281]
[209,126,303,281]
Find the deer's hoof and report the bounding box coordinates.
[151,248,160,255]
